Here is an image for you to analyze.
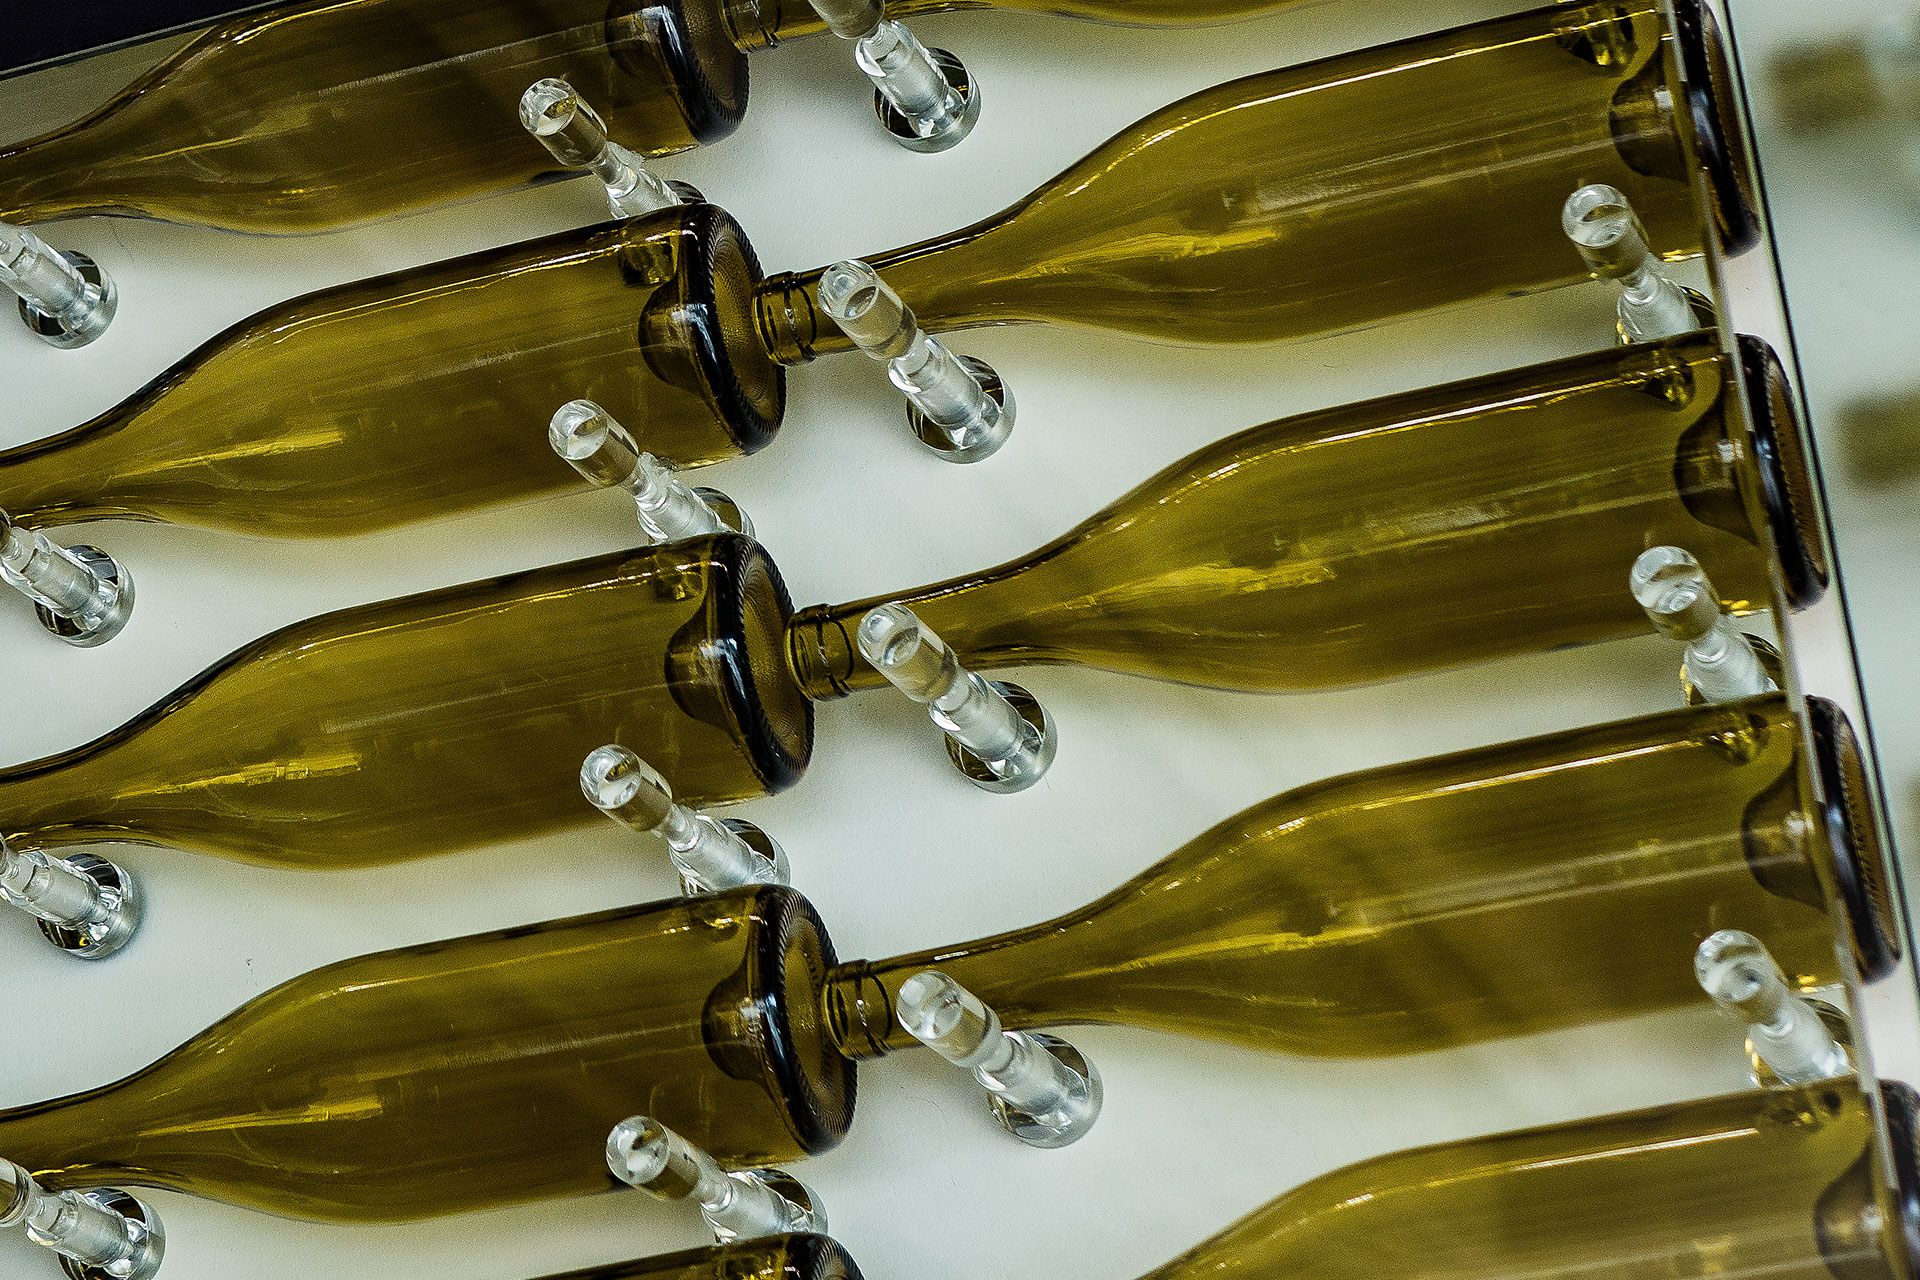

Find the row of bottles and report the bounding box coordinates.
[1,1,1751,544]
[0,331,1819,873]
[3,1,1906,1280]
[0,689,1886,1215]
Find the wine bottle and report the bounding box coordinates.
[1121,1080,1910,1280]
[0,333,1820,866]
[0,888,856,1221]
[0,535,815,866]
[0,0,754,236]
[744,0,1302,48]
[531,1237,862,1280]
[0,692,1887,1222]
[0,0,1756,542]
[821,691,1884,1061]
[0,206,784,537]
[758,0,1757,361]
[0,0,1364,235]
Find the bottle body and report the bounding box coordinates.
[0,887,855,1222]
[1135,1081,1907,1280]
[0,534,811,867]
[535,1236,863,1280]
[740,0,1313,47]
[825,694,1840,1060]
[791,334,1781,700]
[0,0,747,234]
[760,1,1754,361]
[0,206,783,537]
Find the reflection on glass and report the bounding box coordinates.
[0,336,1793,867]
[0,693,1879,1223]
[0,1,1746,540]
[1834,388,1920,489]
[1769,15,1920,133]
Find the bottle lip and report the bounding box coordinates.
[783,1232,865,1280]
[1807,696,1903,984]
[1669,0,1762,257]
[1878,1081,1920,1280]
[1739,334,1831,610]
[647,0,752,146]
[678,202,787,457]
[710,533,813,793]
[754,886,859,1155]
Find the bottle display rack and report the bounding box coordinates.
[0,2,1905,1278]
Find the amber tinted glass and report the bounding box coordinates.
[791,334,1769,700]
[0,206,780,538]
[0,535,809,867]
[1133,1084,1899,1280]
[825,696,1835,1059]
[0,889,852,1222]
[0,0,745,234]
[762,2,1706,361]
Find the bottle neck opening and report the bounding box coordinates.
[756,269,853,366]
[786,602,889,701]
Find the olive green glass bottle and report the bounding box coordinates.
[1128,1080,1914,1280]
[0,0,1755,542]
[0,0,1332,235]
[758,0,1755,362]
[743,0,1301,48]
[0,692,1887,1223]
[0,535,815,866]
[822,692,1877,1063]
[0,334,1818,867]
[531,1237,862,1280]
[0,0,752,235]
[0,206,784,536]
[0,888,855,1221]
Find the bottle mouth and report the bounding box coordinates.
[1879,1081,1920,1280]
[711,534,814,793]
[652,202,787,458]
[1668,0,1762,257]
[1739,335,1831,610]
[790,1233,867,1280]
[1807,697,1901,984]
[756,886,859,1155]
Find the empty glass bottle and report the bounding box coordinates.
[0,206,784,537]
[532,1237,863,1280]
[1124,1080,1912,1280]
[0,889,855,1221]
[0,536,814,866]
[0,0,1756,542]
[758,0,1756,362]
[0,333,1818,867]
[0,0,1356,235]
[0,692,1887,1223]
[0,0,752,236]
[822,692,1876,1063]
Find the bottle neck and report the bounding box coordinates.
[0,735,125,853]
[0,415,139,529]
[755,231,997,366]
[0,124,110,225]
[722,0,805,50]
[0,1083,137,1194]
[787,563,1038,702]
[823,930,1056,1061]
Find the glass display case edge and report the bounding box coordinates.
[1678,0,1920,1238]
